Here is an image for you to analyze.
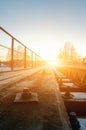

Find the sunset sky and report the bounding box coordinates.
[0,0,86,60]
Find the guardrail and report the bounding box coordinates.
[0,26,44,71]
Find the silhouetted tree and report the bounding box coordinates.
[57,42,81,64]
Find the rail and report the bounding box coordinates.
[0,26,45,71]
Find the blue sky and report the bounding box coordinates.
[0,0,86,59]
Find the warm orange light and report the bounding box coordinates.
[48,61,57,66]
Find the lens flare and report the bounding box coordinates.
[48,61,57,66]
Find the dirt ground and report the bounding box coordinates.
[0,70,69,130]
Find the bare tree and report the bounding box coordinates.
[57,42,80,64]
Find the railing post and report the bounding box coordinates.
[24,47,26,69]
[35,54,36,67]
[0,27,44,71]
[11,38,14,71]
[31,51,33,68]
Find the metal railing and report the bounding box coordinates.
[0,26,44,71]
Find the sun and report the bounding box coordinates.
[48,61,58,66]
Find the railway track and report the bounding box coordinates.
[0,68,71,130]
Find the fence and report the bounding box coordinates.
[0,26,44,71]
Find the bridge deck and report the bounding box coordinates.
[0,67,72,130]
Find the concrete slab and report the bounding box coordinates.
[14,92,39,103]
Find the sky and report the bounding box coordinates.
[0,0,86,60]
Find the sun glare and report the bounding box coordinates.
[48,61,57,66]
